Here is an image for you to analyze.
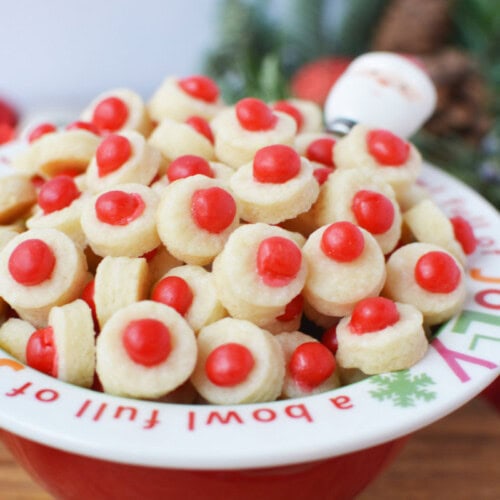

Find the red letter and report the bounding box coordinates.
[5,382,32,397]
[330,395,354,409]
[284,404,313,422]
[143,410,161,430]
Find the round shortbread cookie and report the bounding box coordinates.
[12,129,100,178]
[383,242,467,325]
[0,318,36,363]
[333,124,422,196]
[211,106,297,169]
[0,228,22,252]
[86,130,163,193]
[0,174,37,224]
[156,175,240,266]
[146,246,183,285]
[275,330,340,398]
[302,223,386,317]
[94,256,150,328]
[336,300,428,374]
[313,167,402,255]
[0,228,88,327]
[147,76,224,123]
[80,88,153,137]
[229,154,319,224]
[96,300,197,399]
[81,183,160,258]
[211,223,308,325]
[190,317,285,405]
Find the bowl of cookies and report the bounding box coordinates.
[0,55,499,500]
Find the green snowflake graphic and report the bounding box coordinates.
[369,370,437,408]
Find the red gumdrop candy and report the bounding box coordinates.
[122,319,171,367]
[96,134,132,177]
[253,144,301,183]
[272,100,303,132]
[26,327,57,376]
[306,138,336,167]
[289,342,336,390]
[235,97,278,131]
[366,129,410,166]
[257,236,302,287]
[37,175,81,214]
[28,123,57,143]
[66,120,100,135]
[313,167,333,185]
[352,190,395,234]
[191,187,236,233]
[414,251,461,293]
[450,216,477,255]
[320,221,365,262]
[205,342,255,387]
[95,190,145,226]
[151,276,194,316]
[185,116,215,144]
[178,75,219,103]
[321,325,339,355]
[8,239,56,286]
[81,280,98,331]
[349,297,400,334]
[276,294,304,322]
[167,155,214,182]
[92,96,129,132]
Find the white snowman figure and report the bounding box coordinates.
[324,52,437,138]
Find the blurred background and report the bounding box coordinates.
[0,0,499,205]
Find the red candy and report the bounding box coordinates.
[95,190,145,226]
[352,190,395,234]
[191,187,236,234]
[185,116,215,144]
[178,75,219,103]
[349,297,400,334]
[28,123,57,143]
[167,155,214,182]
[205,342,255,387]
[66,120,100,135]
[367,129,410,166]
[414,251,461,293]
[26,327,57,376]
[272,100,303,132]
[257,236,302,287]
[321,325,339,355]
[81,280,98,330]
[306,138,336,167]
[122,319,172,367]
[38,175,81,214]
[289,342,336,390]
[450,216,477,255]
[276,294,304,322]
[235,98,277,131]
[313,167,333,185]
[151,276,194,316]
[92,97,128,132]
[96,134,132,177]
[320,221,365,262]
[8,239,56,286]
[253,144,301,184]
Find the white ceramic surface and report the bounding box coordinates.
[0,141,498,470]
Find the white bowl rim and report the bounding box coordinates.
[0,141,499,471]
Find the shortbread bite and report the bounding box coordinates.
[94,256,149,328]
[229,156,319,224]
[0,174,37,224]
[86,130,163,192]
[273,98,323,134]
[0,228,88,327]
[302,224,386,317]
[190,317,285,404]
[334,124,422,197]
[80,88,153,136]
[81,183,160,258]
[383,242,466,325]
[96,300,197,399]
[156,175,240,266]
[336,301,428,374]
[148,76,224,123]
[12,129,100,178]
[313,167,402,254]
[146,246,183,285]
[0,228,22,251]
[212,223,308,325]
[0,318,36,363]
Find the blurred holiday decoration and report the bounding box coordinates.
[0,98,18,145]
[204,0,500,207]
